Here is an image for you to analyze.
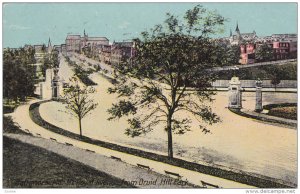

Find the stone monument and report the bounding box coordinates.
[255,78,263,112]
[228,76,243,109]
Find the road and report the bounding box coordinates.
[10,99,256,188]
[38,54,297,186]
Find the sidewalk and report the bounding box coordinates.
[4,133,196,189]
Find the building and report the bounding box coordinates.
[111,41,135,66]
[226,23,297,64]
[65,30,109,56]
[271,34,297,41]
[273,40,297,60]
[99,44,111,64]
[53,45,62,53]
[229,23,258,45]
[240,43,256,64]
[65,35,81,53]
[61,44,66,55]
[80,30,109,51]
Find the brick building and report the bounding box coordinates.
[240,43,256,64]
[65,35,81,53]
[65,30,109,56]
[226,23,297,64]
[111,41,135,66]
[273,40,297,60]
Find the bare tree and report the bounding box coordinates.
[63,77,98,137]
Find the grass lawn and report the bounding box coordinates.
[268,106,297,120]
[264,103,297,120]
[3,136,135,188]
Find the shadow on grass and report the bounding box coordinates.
[3,136,135,188]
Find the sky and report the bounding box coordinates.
[2,2,298,48]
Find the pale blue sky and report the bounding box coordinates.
[3,2,298,48]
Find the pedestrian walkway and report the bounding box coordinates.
[4,133,196,188]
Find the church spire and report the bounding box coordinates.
[230,29,232,37]
[48,37,52,47]
[47,37,52,53]
[235,22,240,32]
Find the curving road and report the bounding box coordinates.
[11,54,297,188]
[37,54,298,186]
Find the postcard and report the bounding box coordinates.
[2,2,298,193]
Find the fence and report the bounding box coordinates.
[211,80,297,88]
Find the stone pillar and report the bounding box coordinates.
[228,76,243,109]
[52,68,60,101]
[255,79,263,112]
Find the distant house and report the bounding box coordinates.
[240,44,256,64]
[273,40,297,60]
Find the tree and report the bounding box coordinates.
[227,45,241,65]
[107,5,223,158]
[3,47,36,103]
[63,77,98,137]
[264,65,285,90]
[214,43,241,66]
[42,50,60,77]
[255,43,274,62]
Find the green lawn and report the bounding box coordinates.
[3,136,135,188]
[268,106,297,120]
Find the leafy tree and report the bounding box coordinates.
[82,46,93,58]
[264,65,285,89]
[42,50,60,77]
[215,44,241,66]
[50,50,60,68]
[255,43,274,62]
[3,47,36,103]
[227,45,241,65]
[63,77,98,137]
[108,5,223,158]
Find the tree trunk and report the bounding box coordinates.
[167,114,173,159]
[79,118,82,138]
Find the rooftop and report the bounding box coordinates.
[66,35,81,40]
